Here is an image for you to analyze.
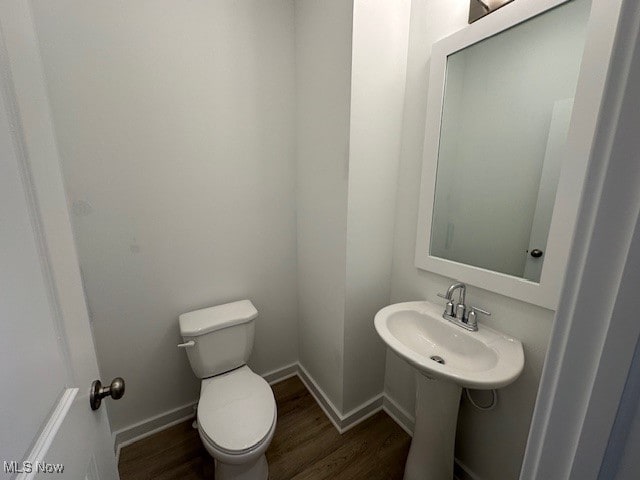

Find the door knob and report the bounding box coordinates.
[530,249,544,258]
[90,377,125,410]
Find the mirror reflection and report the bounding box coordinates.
[430,0,591,282]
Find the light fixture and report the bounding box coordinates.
[469,0,515,24]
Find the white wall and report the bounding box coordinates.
[295,0,353,411]
[31,0,298,432]
[0,65,68,463]
[343,0,411,413]
[295,0,412,414]
[385,0,562,479]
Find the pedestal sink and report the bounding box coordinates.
[375,301,524,480]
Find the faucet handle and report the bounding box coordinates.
[437,293,455,316]
[465,306,491,331]
[469,306,491,316]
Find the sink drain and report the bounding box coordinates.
[430,355,445,365]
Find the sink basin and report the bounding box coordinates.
[374,302,524,480]
[375,300,525,480]
[375,301,523,389]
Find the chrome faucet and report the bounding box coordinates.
[437,282,491,331]
[437,282,465,319]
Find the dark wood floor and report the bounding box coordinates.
[118,376,410,479]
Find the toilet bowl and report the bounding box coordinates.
[197,366,276,480]
[178,300,276,480]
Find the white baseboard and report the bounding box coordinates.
[113,401,197,463]
[113,362,386,458]
[382,394,415,437]
[454,457,483,480]
[296,363,384,434]
[262,362,298,385]
[295,363,344,431]
[112,362,298,462]
[113,361,481,480]
[340,395,385,432]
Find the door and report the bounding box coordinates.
[0,2,120,479]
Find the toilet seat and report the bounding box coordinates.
[197,365,276,455]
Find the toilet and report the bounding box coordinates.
[178,300,276,480]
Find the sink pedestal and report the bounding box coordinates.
[404,373,462,480]
[375,301,524,479]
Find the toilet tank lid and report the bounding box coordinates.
[179,300,258,337]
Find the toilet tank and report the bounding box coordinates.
[179,300,258,379]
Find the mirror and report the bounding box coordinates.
[431,0,590,282]
[416,0,593,308]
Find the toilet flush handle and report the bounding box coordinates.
[177,340,195,348]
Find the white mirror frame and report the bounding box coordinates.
[415,0,597,310]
